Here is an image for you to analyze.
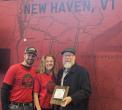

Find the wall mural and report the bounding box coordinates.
[0,0,122,110]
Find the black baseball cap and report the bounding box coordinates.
[61,48,76,55]
[25,47,37,56]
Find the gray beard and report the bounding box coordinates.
[64,62,73,69]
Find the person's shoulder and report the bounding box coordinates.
[72,64,88,74]
[71,63,81,69]
[75,64,87,70]
[35,73,47,81]
[9,63,20,69]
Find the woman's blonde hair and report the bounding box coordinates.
[37,55,57,76]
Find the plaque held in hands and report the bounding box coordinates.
[50,85,69,106]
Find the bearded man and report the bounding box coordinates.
[1,47,37,110]
[54,47,91,110]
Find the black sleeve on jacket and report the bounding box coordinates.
[71,66,91,104]
[1,83,12,110]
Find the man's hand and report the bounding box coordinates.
[61,96,72,107]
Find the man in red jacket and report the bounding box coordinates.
[1,47,38,110]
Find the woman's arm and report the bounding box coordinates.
[34,92,42,110]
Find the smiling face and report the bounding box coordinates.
[62,52,76,69]
[23,53,37,67]
[45,56,55,72]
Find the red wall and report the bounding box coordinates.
[0,0,122,110]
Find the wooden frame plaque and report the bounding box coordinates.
[50,85,69,105]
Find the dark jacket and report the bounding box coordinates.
[55,64,91,110]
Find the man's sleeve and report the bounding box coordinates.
[1,83,12,110]
[71,68,91,104]
[1,65,16,110]
[33,74,40,93]
[3,65,17,85]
